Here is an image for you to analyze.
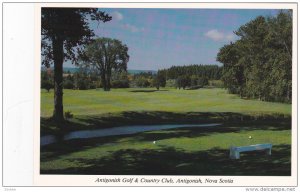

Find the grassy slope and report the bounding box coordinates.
[40,88,292,175]
[41,88,291,117]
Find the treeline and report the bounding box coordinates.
[42,64,223,91]
[41,68,130,91]
[129,65,223,89]
[160,65,222,80]
[159,64,223,89]
[217,10,292,103]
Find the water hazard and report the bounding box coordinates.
[41,123,221,146]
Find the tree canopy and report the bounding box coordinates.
[82,37,130,91]
[160,65,222,80]
[41,8,111,121]
[217,10,292,103]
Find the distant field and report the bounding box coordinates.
[41,88,291,117]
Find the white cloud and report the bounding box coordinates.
[111,11,123,21]
[205,29,235,42]
[205,29,223,41]
[122,24,145,33]
[225,33,235,41]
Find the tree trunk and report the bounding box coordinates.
[52,37,64,122]
[286,84,291,103]
[106,70,111,91]
[101,73,107,91]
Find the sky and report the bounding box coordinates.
[65,8,279,70]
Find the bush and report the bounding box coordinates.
[41,80,53,92]
[111,80,130,88]
[166,79,176,87]
[95,81,101,88]
[197,76,209,87]
[64,111,73,119]
[186,85,203,90]
[89,82,97,89]
[176,75,191,89]
[209,80,224,88]
[64,80,74,89]
[133,77,151,88]
[77,79,90,90]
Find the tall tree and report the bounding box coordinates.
[41,8,111,122]
[217,10,292,103]
[164,65,222,80]
[152,70,166,90]
[83,38,129,91]
[217,41,245,96]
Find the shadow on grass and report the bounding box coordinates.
[129,89,169,93]
[41,144,291,176]
[40,111,291,176]
[40,115,291,162]
[41,111,291,136]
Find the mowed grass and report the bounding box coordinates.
[41,121,291,175]
[40,88,292,175]
[41,88,291,117]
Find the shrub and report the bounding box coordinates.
[111,80,130,88]
[166,79,176,87]
[89,82,97,89]
[176,75,191,89]
[42,80,53,92]
[186,85,203,90]
[63,80,74,89]
[197,76,209,87]
[64,111,73,119]
[77,79,90,90]
[209,80,224,88]
[134,77,151,88]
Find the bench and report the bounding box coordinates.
[229,143,272,159]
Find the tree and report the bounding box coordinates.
[135,76,151,88]
[42,8,111,122]
[42,80,54,92]
[190,75,199,87]
[217,42,244,95]
[164,65,223,81]
[217,10,292,103]
[151,77,160,90]
[151,70,166,90]
[157,70,166,88]
[41,70,54,92]
[111,71,130,88]
[197,76,209,87]
[176,75,191,89]
[83,38,129,91]
[63,79,74,89]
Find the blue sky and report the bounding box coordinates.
[66,8,279,70]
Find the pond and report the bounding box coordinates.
[41,123,222,146]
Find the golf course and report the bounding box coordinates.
[40,8,293,177]
[40,88,291,175]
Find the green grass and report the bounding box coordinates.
[41,120,291,175]
[41,88,291,117]
[40,88,292,175]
